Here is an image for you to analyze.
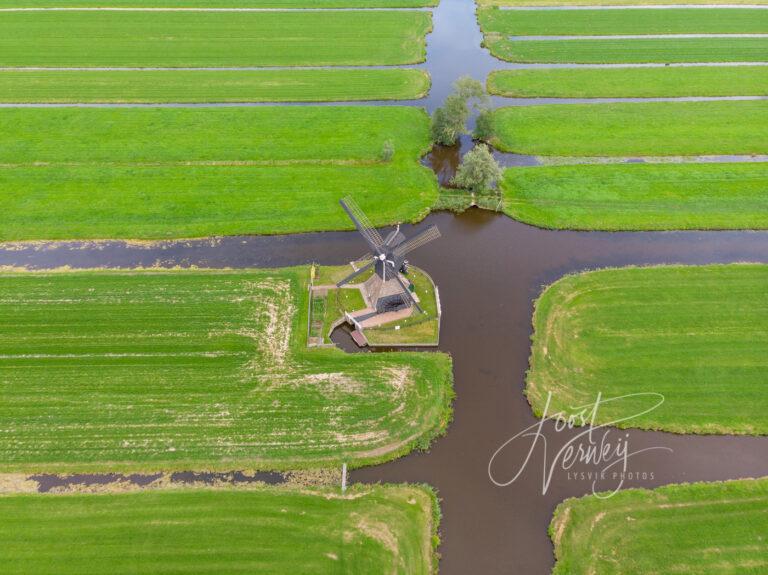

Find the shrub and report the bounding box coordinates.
[451,144,503,193]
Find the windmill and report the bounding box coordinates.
[336,196,440,315]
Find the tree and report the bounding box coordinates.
[451,144,503,194]
[431,94,469,145]
[473,108,495,142]
[453,76,486,102]
[430,76,488,146]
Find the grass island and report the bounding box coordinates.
[551,478,768,574]
[527,264,768,435]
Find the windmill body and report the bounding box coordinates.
[336,197,440,318]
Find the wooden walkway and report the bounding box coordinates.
[350,329,369,347]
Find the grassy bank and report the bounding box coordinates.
[490,101,768,156]
[488,66,768,98]
[478,7,768,35]
[502,162,768,230]
[528,264,768,435]
[484,35,768,63]
[0,69,430,103]
[0,107,437,240]
[0,268,454,472]
[0,484,439,575]
[551,478,768,575]
[0,10,431,67]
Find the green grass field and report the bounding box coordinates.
[0,485,438,575]
[479,0,768,5]
[0,107,437,240]
[320,287,367,341]
[527,264,768,435]
[311,265,372,344]
[478,7,768,35]
[0,107,429,164]
[0,69,430,103]
[0,268,453,472]
[0,11,431,67]
[484,35,768,63]
[487,66,768,98]
[551,478,768,575]
[490,101,768,156]
[1,0,436,5]
[502,163,768,230]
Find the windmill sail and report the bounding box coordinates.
[340,197,384,251]
[336,260,374,288]
[393,225,441,258]
[336,198,438,315]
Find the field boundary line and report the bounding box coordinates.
[0,65,424,71]
[0,6,433,11]
[526,154,768,165]
[7,96,763,108]
[492,95,768,105]
[508,33,768,40]
[0,159,386,167]
[499,3,768,8]
[3,63,767,71]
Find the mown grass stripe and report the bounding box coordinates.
[0,106,437,239]
[528,264,768,435]
[507,33,768,39]
[0,69,431,103]
[0,106,427,163]
[0,269,453,472]
[0,10,432,67]
[501,162,768,230]
[487,66,768,97]
[490,100,768,156]
[551,478,768,574]
[478,7,768,35]
[484,35,768,63]
[479,0,768,7]
[0,485,438,575]
[0,0,438,6]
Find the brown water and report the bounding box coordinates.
[352,212,768,575]
[30,471,284,493]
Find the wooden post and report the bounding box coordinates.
[341,463,348,493]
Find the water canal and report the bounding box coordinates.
[2,0,767,573]
[5,210,768,574]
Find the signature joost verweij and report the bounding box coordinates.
[488,392,673,499]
